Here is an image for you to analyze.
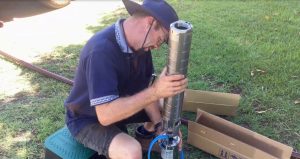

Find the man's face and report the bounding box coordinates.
[142,20,169,51]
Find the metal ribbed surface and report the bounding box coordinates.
[163,20,193,135]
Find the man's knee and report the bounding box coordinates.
[125,139,142,159]
[109,133,142,159]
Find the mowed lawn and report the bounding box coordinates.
[0,1,299,158]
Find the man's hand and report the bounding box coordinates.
[151,67,188,99]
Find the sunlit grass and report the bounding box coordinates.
[0,1,299,158]
[16,149,27,159]
[0,59,37,102]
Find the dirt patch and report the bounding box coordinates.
[240,122,252,129]
[229,85,243,94]
[251,99,264,111]
[214,81,225,89]
[0,91,35,107]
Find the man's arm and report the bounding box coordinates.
[96,86,158,126]
[95,68,187,126]
[143,100,162,131]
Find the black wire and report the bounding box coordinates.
[140,19,154,51]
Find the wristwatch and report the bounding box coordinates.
[148,74,157,86]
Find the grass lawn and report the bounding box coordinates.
[0,1,299,158]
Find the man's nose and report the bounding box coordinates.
[154,45,160,50]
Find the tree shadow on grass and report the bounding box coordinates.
[0,6,131,159]
[86,8,129,34]
[1,1,299,159]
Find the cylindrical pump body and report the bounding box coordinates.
[162,20,193,136]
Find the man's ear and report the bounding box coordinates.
[145,16,155,27]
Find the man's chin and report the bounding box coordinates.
[135,48,146,54]
[135,47,150,54]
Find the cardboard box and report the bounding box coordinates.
[183,89,241,116]
[187,109,293,159]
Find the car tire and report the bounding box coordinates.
[40,0,71,9]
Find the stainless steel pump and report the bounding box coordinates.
[161,20,193,159]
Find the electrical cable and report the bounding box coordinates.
[147,134,168,159]
[147,134,185,159]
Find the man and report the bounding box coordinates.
[64,0,187,158]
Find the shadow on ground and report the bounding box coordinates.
[0,7,137,159]
[86,8,129,34]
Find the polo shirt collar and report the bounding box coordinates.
[115,19,133,54]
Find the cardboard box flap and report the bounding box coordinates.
[194,109,293,159]
[188,124,279,159]
[183,89,241,116]
[184,89,241,106]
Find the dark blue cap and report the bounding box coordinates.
[122,0,178,30]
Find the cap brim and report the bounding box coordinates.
[122,0,151,16]
[122,0,178,30]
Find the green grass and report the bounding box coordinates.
[0,1,299,158]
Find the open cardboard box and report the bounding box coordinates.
[187,109,293,159]
[183,89,241,116]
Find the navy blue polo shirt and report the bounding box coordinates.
[65,19,154,136]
